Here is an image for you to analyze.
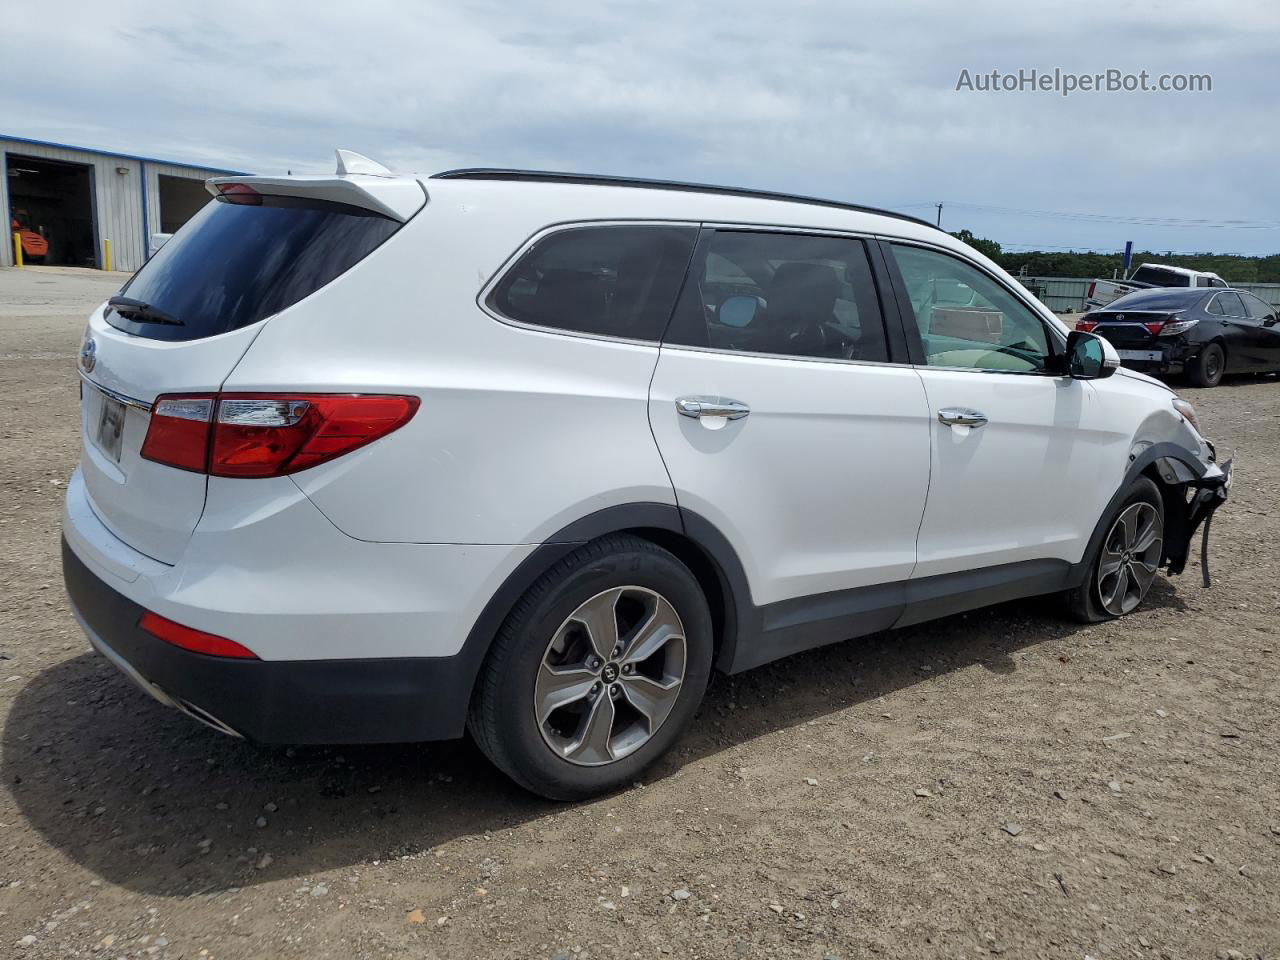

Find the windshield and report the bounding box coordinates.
[106,193,401,342]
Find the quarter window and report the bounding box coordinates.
[663,231,890,362]
[488,225,697,341]
[889,243,1053,373]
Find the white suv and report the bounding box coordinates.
[63,154,1231,799]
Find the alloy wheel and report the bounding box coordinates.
[534,586,687,766]
[1096,501,1163,616]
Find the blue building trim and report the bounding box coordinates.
[0,133,250,176]
[139,159,150,262]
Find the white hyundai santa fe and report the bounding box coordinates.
[63,153,1231,799]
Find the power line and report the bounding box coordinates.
[916,200,1280,230]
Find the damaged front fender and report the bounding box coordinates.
[1160,456,1232,584]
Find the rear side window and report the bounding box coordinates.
[107,194,401,342]
[663,230,891,362]
[1213,292,1246,317]
[488,225,697,341]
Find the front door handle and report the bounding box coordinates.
[937,407,988,427]
[676,396,751,420]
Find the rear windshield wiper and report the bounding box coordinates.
[108,295,184,326]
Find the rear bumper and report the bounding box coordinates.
[63,538,479,743]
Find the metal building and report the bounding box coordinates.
[2,134,247,273]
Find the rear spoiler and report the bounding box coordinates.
[206,150,427,222]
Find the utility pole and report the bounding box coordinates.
[935,202,943,227]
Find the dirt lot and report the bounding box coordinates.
[1,266,1276,960]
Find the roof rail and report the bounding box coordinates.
[430,168,941,231]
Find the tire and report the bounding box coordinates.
[1187,342,1225,388]
[1067,476,1165,623]
[468,534,713,800]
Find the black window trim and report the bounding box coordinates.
[654,222,908,368]
[877,236,1071,377]
[478,218,701,347]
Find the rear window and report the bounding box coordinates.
[1108,289,1205,311]
[106,194,401,342]
[488,225,697,341]
[1129,266,1190,287]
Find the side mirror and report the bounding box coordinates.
[718,295,761,328]
[1066,330,1119,380]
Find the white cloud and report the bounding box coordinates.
[4,0,1279,252]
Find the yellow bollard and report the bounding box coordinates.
[12,232,22,269]
[103,238,112,272]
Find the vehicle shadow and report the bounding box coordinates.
[2,585,1187,898]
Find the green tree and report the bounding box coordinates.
[950,229,1001,261]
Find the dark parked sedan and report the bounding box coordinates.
[1077,286,1280,387]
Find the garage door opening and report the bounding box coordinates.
[158,174,210,233]
[5,154,97,267]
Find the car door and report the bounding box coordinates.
[1210,291,1266,371]
[648,228,931,626]
[1239,292,1280,371]
[882,240,1121,588]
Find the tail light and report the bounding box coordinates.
[140,396,215,472]
[1142,321,1166,335]
[1155,318,1198,337]
[1087,282,1096,299]
[141,393,419,477]
[1076,317,1099,332]
[140,611,259,659]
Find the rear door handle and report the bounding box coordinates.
[937,407,988,427]
[676,396,751,420]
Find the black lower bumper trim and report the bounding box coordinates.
[62,538,474,744]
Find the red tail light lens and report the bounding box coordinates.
[140,611,259,659]
[1087,282,1096,299]
[1142,322,1166,335]
[140,392,419,478]
[212,394,419,477]
[1076,319,1098,332]
[140,395,215,471]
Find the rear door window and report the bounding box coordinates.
[488,225,697,341]
[1213,292,1247,317]
[107,194,402,342]
[662,230,891,362]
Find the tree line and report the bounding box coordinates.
[950,230,1280,284]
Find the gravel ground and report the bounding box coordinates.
[1,266,1277,960]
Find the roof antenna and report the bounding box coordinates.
[335,149,392,177]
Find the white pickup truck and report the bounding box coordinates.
[1085,263,1227,310]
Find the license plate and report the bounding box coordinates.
[1117,349,1162,362]
[96,394,126,462]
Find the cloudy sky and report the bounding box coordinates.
[6,0,1279,255]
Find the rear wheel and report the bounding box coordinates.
[1187,342,1225,388]
[1068,476,1165,623]
[468,535,713,800]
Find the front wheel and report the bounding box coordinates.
[1187,342,1225,388]
[1068,476,1165,623]
[468,535,713,800]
